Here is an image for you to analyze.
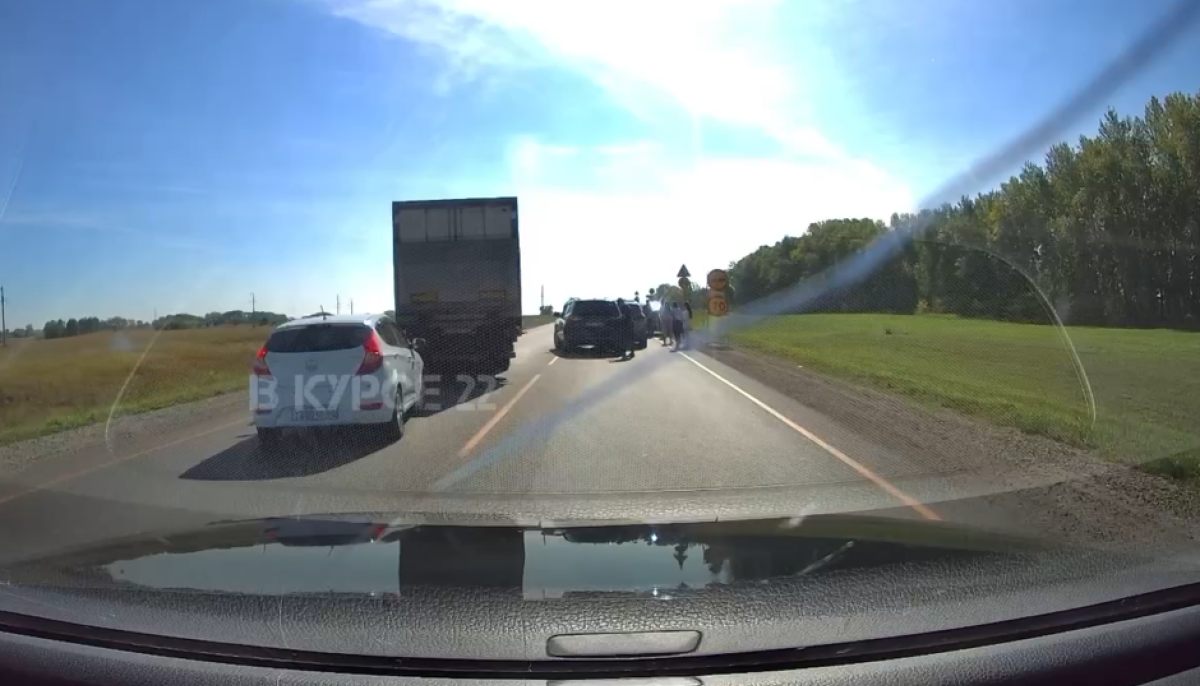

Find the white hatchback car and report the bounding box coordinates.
[250,313,425,446]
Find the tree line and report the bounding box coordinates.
[33,310,290,340]
[728,89,1200,329]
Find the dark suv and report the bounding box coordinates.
[554,299,623,353]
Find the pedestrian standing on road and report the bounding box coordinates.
[669,302,685,352]
[615,298,636,360]
[681,300,694,350]
[659,301,674,347]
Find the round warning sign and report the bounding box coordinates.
[707,292,729,316]
[707,269,729,291]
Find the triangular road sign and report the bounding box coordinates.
[677,264,691,278]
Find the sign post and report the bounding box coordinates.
[705,269,731,349]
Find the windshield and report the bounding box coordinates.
[265,324,370,353]
[570,300,620,317]
[2,0,1200,667]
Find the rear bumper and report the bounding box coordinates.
[249,373,399,428]
[253,405,393,429]
[563,326,621,347]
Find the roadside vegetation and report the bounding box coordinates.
[0,326,264,446]
[727,314,1200,473]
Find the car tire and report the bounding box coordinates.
[378,393,405,444]
[256,427,282,450]
[637,337,648,349]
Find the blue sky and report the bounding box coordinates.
[0,0,1197,326]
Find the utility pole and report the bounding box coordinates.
[1,286,6,347]
[251,292,256,327]
[336,294,340,314]
[540,285,544,312]
[350,299,354,315]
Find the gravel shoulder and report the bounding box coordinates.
[701,343,1200,554]
[0,392,249,480]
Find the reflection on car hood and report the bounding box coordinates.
[4,513,1051,598]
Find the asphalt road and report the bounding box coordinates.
[0,325,1025,564]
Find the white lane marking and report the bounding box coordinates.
[548,356,558,366]
[678,353,941,521]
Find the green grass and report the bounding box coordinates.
[727,314,1200,474]
[0,326,265,446]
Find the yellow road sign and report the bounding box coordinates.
[707,269,728,291]
[707,291,729,316]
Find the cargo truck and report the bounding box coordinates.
[392,197,522,376]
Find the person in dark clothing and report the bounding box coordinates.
[614,298,636,360]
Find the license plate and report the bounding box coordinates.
[294,410,339,422]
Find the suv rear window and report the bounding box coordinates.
[266,324,370,353]
[570,300,620,317]
[623,304,645,318]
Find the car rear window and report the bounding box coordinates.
[624,304,645,318]
[571,300,620,317]
[265,324,370,353]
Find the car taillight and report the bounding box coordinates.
[356,331,384,375]
[252,346,271,377]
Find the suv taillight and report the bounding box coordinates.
[356,331,385,375]
[252,346,271,377]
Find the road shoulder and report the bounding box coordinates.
[0,392,249,482]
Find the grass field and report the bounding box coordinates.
[0,326,265,446]
[723,313,1200,478]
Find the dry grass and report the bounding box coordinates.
[0,326,266,446]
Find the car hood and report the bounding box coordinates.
[1,513,1196,662]
[3,512,1047,598]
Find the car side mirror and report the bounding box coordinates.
[411,338,426,351]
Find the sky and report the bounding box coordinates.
[0,0,1198,326]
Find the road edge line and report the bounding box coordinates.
[679,352,941,521]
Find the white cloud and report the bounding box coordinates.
[312,0,915,310]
